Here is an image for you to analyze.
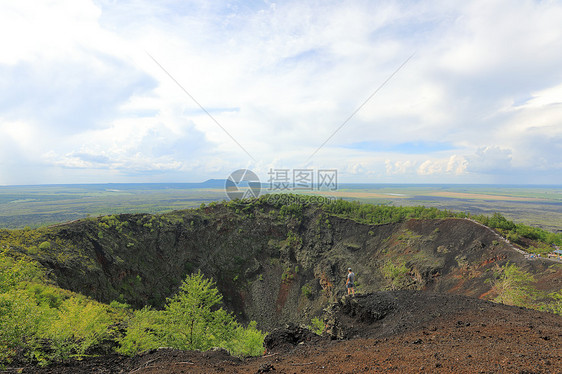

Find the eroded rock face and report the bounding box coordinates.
[264,323,320,351]
[27,202,556,330]
[324,294,396,340]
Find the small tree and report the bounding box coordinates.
[162,271,237,350]
[118,271,266,356]
[489,263,536,308]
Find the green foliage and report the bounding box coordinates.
[0,250,120,366]
[279,203,304,219]
[488,213,516,231]
[98,215,129,233]
[381,260,410,290]
[301,284,312,299]
[506,231,519,242]
[116,307,162,354]
[320,199,463,225]
[30,283,64,309]
[527,244,553,255]
[473,212,562,249]
[281,266,296,283]
[45,297,115,360]
[0,251,48,364]
[225,321,266,357]
[0,289,49,365]
[38,241,51,250]
[542,289,562,315]
[488,263,537,308]
[0,250,43,292]
[118,271,266,357]
[109,300,131,310]
[175,273,263,353]
[397,229,421,242]
[309,317,324,335]
[286,231,302,248]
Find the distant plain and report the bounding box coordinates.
[0,183,560,232]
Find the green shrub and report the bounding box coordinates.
[527,244,552,255]
[109,300,131,310]
[0,251,43,291]
[488,263,536,308]
[116,307,162,355]
[281,267,295,283]
[0,251,117,365]
[542,289,562,315]
[45,297,115,360]
[30,284,63,309]
[225,321,266,357]
[38,241,51,250]
[301,284,312,299]
[381,260,410,290]
[0,289,50,365]
[286,231,302,248]
[310,317,324,335]
[506,231,519,242]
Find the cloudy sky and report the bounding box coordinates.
[0,0,561,185]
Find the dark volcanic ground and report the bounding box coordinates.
[8,291,562,374]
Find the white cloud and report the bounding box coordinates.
[386,160,415,176]
[466,146,513,174]
[446,155,468,175]
[418,160,442,176]
[1,0,562,184]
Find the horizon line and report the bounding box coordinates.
[1,181,562,188]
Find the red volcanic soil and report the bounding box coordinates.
[9,292,562,374]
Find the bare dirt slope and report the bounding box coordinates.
[11,291,561,374]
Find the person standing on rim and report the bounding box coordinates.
[346,268,356,296]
